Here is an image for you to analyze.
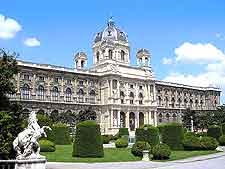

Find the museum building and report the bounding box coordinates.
[9,19,221,135]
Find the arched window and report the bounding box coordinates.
[171,97,175,108]
[158,113,163,123]
[166,113,170,122]
[121,50,125,61]
[108,49,113,59]
[89,90,95,96]
[145,57,148,64]
[138,93,143,105]
[158,96,162,106]
[37,85,44,100]
[21,84,30,99]
[96,51,100,62]
[120,91,125,97]
[190,99,193,108]
[165,97,169,107]
[52,86,59,101]
[78,89,84,103]
[81,60,85,68]
[172,113,177,122]
[89,90,96,103]
[178,98,182,107]
[129,92,134,104]
[120,91,125,104]
[65,88,72,102]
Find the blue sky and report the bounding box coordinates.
[1,0,225,103]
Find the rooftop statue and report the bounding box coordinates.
[13,111,52,160]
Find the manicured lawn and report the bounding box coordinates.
[41,145,141,162]
[41,145,218,163]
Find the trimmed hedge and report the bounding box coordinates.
[39,140,56,152]
[219,135,225,146]
[51,123,71,145]
[183,135,201,150]
[207,125,222,140]
[119,128,129,137]
[200,137,218,150]
[115,138,128,148]
[131,141,151,157]
[196,132,207,137]
[221,123,225,135]
[73,120,104,157]
[152,144,171,160]
[135,125,159,146]
[158,122,184,150]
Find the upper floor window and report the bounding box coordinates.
[120,91,125,98]
[112,80,117,89]
[52,86,59,101]
[96,51,100,62]
[65,88,72,102]
[39,76,44,81]
[37,85,44,100]
[54,77,59,83]
[81,60,85,68]
[139,86,143,90]
[108,49,113,59]
[121,50,125,61]
[150,85,154,94]
[24,74,30,80]
[89,90,96,96]
[79,81,84,86]
[67,79,72,85]
[21,84,30,99]
[130,84,134,89]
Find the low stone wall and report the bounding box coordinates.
[0,159,46,169]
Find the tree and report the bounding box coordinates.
[182,108,199,131]
[212,105,225,125]
[0,49,23,159]
[0,49,18,111]
[76,107,97,123]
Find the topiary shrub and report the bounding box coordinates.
[73,120,104,157]
[152,144,171,160]
[131,141,151,157]
[119,128,129,137]
[102,135,113,144]
[207,125,222,140]
[200,136,219,150]
[135,125,159,146]
[39,139,56,152]
[184,132,196,138]
[52,123,71,145]
[115,138,128,148]
[158,122,184,150]
[183,135,201,150]
[221,123,225,135]
[218,135,225,146]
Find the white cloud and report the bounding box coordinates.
[163,72,225,88]
[0,14,22,39]
[24,37,41,47]
[162,57,173,65]
[175,42,225,64]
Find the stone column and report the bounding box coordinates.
[154,111,157,126]
[125,112,129,129]
[17,72,20,95]
[135,112,139,128]
[32,73,36,96]
[117,111,120,128]
[110,109,113,128]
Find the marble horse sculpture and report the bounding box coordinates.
[13,111,52,160]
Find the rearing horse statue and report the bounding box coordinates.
[13,111,52,159]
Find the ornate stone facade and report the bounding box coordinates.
[9,19,221,135]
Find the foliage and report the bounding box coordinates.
[119,128,129,137]
[135,125,159,146]
[0,49,18,111]
[200,137,218,150]
[207,125,222,140]
[39,139,56,152]
[51,123,71,145]
[102,135,113,144]
[182,108,198,131]
[221,123,225,135]
[152,144,171,160]
[73,120,104,157]
[158,122,184,150]
[115,138,128,148]
[183,135,201,150]
[112,132,120,140]
[196,132,207,137]
[0,104,24,159]
[131,141,151,157]
[218,135,225,146]
[75,107,96,123]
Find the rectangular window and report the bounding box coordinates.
[54,78,59,83]
[121,99,124,104]
[67,79,72,85]
[139,100,143,105]
[130,100,134,104]
[112,80,117,89]
[130,84,133,89]
[139,86,142,90]
[79,81,83,86]
[39,76,44,81]
[24,74,29,80]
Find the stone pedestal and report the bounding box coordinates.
[142,150,150,161]
[15,158,46,169]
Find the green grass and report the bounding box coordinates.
[41,145,141,162]
[41,145,218,163]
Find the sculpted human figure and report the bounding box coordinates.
[13,111,51,159]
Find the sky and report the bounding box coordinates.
[0,0,225,103]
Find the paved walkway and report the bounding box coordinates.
[47,152,225,169]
